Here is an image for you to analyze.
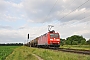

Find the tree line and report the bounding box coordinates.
[60,35,90,46]
[0,43,23,46]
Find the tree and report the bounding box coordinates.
[65,40,71,45]
[72,41,78,45]
[60,38,65,46]
[66,35,86,45]
[86,39,90,45]
[81,40,86,45]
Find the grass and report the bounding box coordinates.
[5,46,38,60]
[60,45,90,50]
[0,46,18,60]
[5,46,90,60]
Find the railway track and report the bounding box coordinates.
[47,48,90,55]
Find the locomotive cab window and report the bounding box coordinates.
[50,34,59,38]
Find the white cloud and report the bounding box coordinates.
[1,0,90,22]
[21,0,90,23]
[0,0,24,22]
[12,2,23,8]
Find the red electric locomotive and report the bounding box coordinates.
[38,30,60,48]
[29,25,60,48]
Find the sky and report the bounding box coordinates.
[0,0,90,43]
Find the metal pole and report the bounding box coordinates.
[27,34,29,46]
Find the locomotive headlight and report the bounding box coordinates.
[50,39,53,41]
[57,39,60,41]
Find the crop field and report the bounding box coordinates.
[60,45,90,50]
[5,46,90,60]
[0,46,19,60]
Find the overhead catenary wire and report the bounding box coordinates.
[80,14,90,21]
[43,0,90,25]
[55,0,90,27]
[42,0,75,26]
[59,0,90,20]
[56,13,90,31]
[49,0,76,25]
[44,0,58,21]
[42,0,59,29]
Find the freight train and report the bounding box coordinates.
[26,30,60,48]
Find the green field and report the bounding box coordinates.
[0,46,18,60]
[60,45,90,50]
[5,46,90,60]
[5,46,38,60]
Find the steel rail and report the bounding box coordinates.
[46,48,90,55]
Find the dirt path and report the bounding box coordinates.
[32,54,43,60]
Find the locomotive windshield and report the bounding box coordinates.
[50,33,59,38]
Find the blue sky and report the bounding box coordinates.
[0,0,90,43]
